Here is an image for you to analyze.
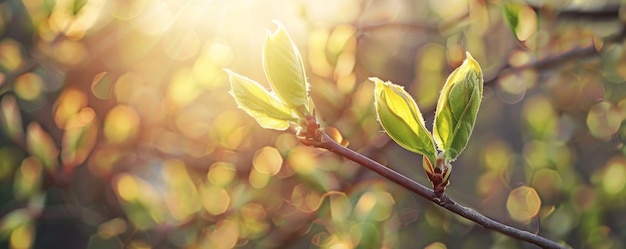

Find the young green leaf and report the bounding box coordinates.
[371,77,437,164]
[423,155,451,197]
[433,52,483,162]
[226,69,297,130]
[263,21,310,114]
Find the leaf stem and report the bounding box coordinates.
[313,131,567,249]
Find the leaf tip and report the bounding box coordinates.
[271,20,285,29]
[463,51,483,77]
[267,20,287,39]
[465,51,474,61]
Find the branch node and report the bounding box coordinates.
[297,115,322,147]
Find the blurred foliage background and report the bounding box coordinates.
[1,0,626,248]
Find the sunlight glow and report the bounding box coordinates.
[424,242,447,249]
[163,159,202,221]
[287,146,317,175]
[10,225,33,249]
[355,192,376,218]
[249,168,270,188]
[0,39,23,71]
[253,147,283,176]
[201,185,230,215]
[206,219,239,249]
[602,157,626,195]
[328,192,351,221]
[208,162,236,186]
[507,186,541,223]
[104,105,140,144]
[291,184,322,213]
[54,89,88,128]
[14,73,43,101]
[116,174,139,201]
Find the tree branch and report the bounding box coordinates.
[311,131,567,249]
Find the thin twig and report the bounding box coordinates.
[312,131,567,249]
[483,45,597,86]
[356,13,469,35]
[485,23,626,86]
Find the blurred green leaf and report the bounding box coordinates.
[26,122,59,171]
[226,69,297,130]
[43,0,56,12]
[263,21,310,114]
[587,101,622,140]
[28,193,46,214]
[0,95,24,142]
[356,222,381,247]
[91,72,114,100]
[72,0,88,15]
[61,107,98,172]
[0,146,24,180]
[503,3,536,42]
[371,77,437,165]
[87,235,123,249]
[434,52,483,162]
[503,4,520,37]
[0,209,31,236]
[328,192,351,221]
[13,157,42,199]
[0,39,24,72]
